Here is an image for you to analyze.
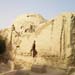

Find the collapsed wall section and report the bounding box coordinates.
[0,13,75,69]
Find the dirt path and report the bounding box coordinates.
[2,67,67,75]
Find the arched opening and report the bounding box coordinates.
[0,36,6,55]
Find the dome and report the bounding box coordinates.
[12,13,46,32]
[13,13,46,26]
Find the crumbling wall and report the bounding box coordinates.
[0,28,14,63]
[0,13,75,69]
[11,13,75,69]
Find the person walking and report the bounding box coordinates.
[30,40,37,58]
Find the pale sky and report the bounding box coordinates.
[0,0,75,29]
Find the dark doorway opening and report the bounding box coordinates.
[0,38,6,54]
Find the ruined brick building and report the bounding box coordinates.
[0,13,75,69]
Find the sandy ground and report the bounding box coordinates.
[0,56,74,75]
[1,66,67,75]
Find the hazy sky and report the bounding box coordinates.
[0,0,75,29]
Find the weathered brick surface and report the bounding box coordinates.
[0,13,75,70]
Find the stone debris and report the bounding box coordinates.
[31,65,47,73]
[70,72,75,75]
[3,70,30,75]
[67,67,75,75]
[0,60,14,74]
[0,63,10,73]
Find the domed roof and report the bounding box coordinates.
[13,13,46,27]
